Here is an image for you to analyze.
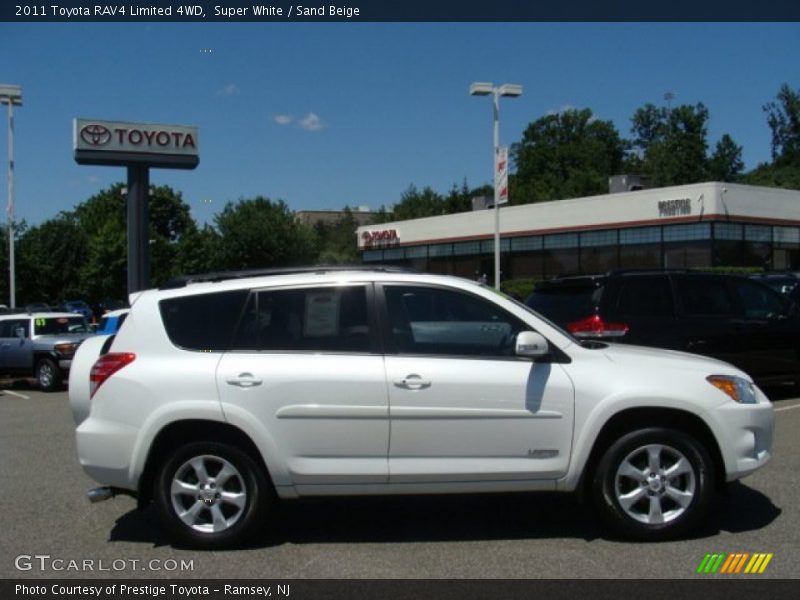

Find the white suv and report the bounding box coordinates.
[69,267,774,548]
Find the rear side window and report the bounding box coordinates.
[231,286,371,353]
[676,277,737,317]
[160,290,249,351]
[615,276,674,317]
[526,281,602,324]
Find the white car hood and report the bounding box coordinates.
[599,341,748,379]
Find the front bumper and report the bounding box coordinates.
[704,388,774,482]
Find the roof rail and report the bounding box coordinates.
[159,265,417,290]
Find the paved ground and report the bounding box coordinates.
[1,382,798,579]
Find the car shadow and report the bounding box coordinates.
[108,482,780,549]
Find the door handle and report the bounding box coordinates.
[226,373,263,388]
[393,374,431,390]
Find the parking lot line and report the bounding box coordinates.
[775,402,800,412]
[2,390,30,400]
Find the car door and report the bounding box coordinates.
[673,274,745,367]
[216,283,390,485]
[3,318,33,372]
[379,284,574,484]
[728,277,800,380]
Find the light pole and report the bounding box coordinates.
[0,84,22,309]
[469,82,522,290]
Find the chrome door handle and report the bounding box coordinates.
[226,373,263,388]
[393,374,431,390]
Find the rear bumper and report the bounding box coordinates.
[75,416,138,491]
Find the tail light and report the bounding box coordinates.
[90,353,136,398]
[567,315,629,338]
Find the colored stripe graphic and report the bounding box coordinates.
[697,553,772,574]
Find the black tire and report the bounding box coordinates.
[36,358,62,392]
[591,428,714,541]
[154,441,272,549]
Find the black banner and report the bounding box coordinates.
[2,0,800,22]
[3,580,800,600]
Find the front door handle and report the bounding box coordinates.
[226,373,263,388]
[393,374,431,390]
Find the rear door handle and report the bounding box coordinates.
[393,374,431,390]
[226,373,263,388]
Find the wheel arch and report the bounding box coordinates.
[137,419,271,510]
[578,407,726,500]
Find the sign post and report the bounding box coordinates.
[73,118,199,294]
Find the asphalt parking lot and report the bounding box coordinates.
[1,383,799,580]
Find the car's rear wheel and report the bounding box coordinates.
[36,358,62,392]
[592,428,714,541]
[154,442,271,549]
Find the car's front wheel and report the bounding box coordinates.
[592,428,714,541]
[36,358,62,392]
[154,442,271,549]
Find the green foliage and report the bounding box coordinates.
[709,134,744,182]
[742,161,800,190]
[313,207,360,265]
[512,108,626,203]
[631,103,712,186]
[214,197,316,270]
[763,83,800,165]
[500,278,539,301]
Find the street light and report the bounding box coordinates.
[470,81,522,290]
[0,84,22,309]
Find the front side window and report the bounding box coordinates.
[384,285,528,358]
[733,279,788,319]
[232,286,371,353]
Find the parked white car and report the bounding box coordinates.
[69,267,774,548]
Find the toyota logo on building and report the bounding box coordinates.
[80,124,112,146]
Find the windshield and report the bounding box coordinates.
[34,316,90,335]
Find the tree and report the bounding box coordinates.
[313,208,360,265]
[214,197,316,270]
[708,134,744,182]
[176,224,222,275]
[390,185,446,220]
[16,214,87,304]
[512,108,626,202]
[630,103,711,186]
[763,83,800,165]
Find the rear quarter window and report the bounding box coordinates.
[159,290,249,351]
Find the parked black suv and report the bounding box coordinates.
[526,270,800,386]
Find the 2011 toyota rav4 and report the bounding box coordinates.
[69,267,774,548]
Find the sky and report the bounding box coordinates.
[0,22,798,228]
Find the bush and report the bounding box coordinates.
[500,278,540,301]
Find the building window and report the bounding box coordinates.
[580,230,617,247]
[429,243,453,257]
[620,226,661,245]
[363,250,383,262]
[714,223,743,241]
[404,245,428,259]
[544,233,579,250]
[480,239,511,253]
[663,223,711,242]
[774,226,800,244]
[383,247,405,260]
[511,236,542,251]
[453,241,481,256]
[745,225,772,242]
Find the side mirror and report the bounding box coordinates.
[515,331,549,359]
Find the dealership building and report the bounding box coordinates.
[356,182,800,280]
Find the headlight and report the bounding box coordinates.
[706,375,757,404]
[54,342,77,355]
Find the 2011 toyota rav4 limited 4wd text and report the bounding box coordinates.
[69,267,774,548]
